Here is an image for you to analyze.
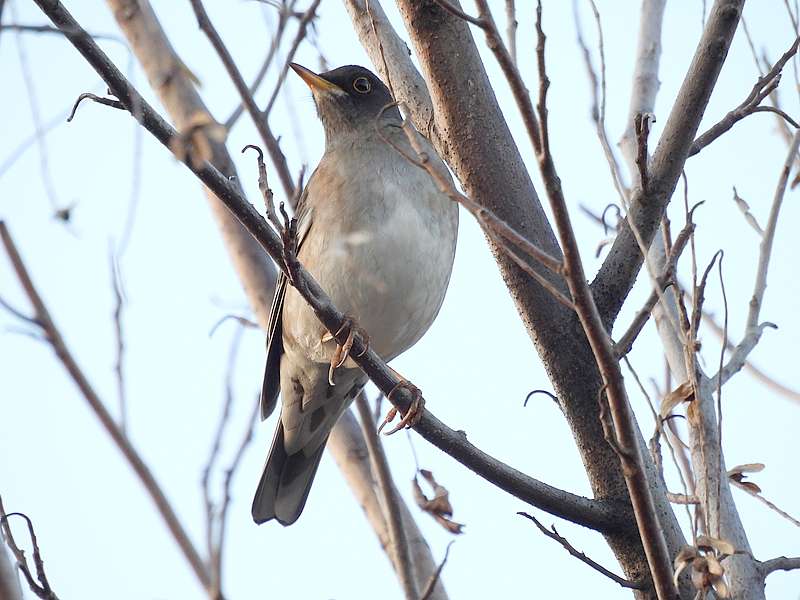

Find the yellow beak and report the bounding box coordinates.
[289,63,342,95]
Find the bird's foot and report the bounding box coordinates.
[321,316,370,386]
[378,380,425,435]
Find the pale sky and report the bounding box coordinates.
[1,1,799,599]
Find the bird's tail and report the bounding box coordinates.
[251,422,327,526]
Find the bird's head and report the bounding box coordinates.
[290,63,400,143]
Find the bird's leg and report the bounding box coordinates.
[321,316,370,385]
[378,370,425,435]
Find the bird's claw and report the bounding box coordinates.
[378,381,425,435]
[323,316,370,385]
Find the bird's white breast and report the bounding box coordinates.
[282,130,458,364]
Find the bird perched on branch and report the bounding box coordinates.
[252,63,458,526]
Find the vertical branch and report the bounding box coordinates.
[355,395,418,599]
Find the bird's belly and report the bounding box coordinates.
[286,202,455,364]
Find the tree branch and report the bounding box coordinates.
[355,395,418,599]
[717,130,800,385]
[689,36,800,156]
[518,512,645,590]
[592,0,745,327]
[188,0,294,198]
[0,222,211,591]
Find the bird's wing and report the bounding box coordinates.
[259,175,316,421]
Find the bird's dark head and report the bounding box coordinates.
[290,63,400,143]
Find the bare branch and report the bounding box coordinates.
[689,36,800,156]
[592,0,745,327]
[188,0,294,197]
[0,222,211,590]
[759,556,800,577]
[0,498,59,600]
[517,512,645,590]
[355,395,418,599]
[718,129,800,385]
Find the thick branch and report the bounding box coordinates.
[592,0,745,327]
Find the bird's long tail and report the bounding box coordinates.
[251,423,328,526]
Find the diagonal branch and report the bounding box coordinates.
[0,222,211,591]
[689,36,800,156]
[717,129,800,385]
[518,511,645,590]
[592,0,745,327]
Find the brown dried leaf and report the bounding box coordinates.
[706,554,724,577]
[713,577,730,598]
[660,381,694,420]
[412,469,464,534]
[673,546,697,585]
[737,481,763,494]
[697,535,736,557]
[727,463,765,476]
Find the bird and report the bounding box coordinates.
[251,63,458,526]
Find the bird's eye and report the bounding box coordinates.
[352,76,372,94]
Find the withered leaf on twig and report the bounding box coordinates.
[659,380,694,420]
[727,462,765,494]
[412,469,464,535]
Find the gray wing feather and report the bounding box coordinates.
[258,174,316,421]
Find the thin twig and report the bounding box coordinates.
[614,214,697,357]
[730,478,800,527]
[224,0,297,129]
[262,0,322,117]
[0,497,59,600]
[109,250,127,433]
[689,36,800,156]
[418,541,454,600]
[0,222,211,590]
[718,129,800,385]
[188,0,295,197]
[517,512,644,590]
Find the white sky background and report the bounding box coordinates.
[1,0,799,598]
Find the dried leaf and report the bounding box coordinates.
[731,187,764,236]
[713,577,730,598]
[673,546,697,585]
[727,463,765,476]
[691,558,709,590]
[706,554,724,577]
[737,481,763,494]
[412,470,464,534]
[697,535,736,557]
[660,381,694,419]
